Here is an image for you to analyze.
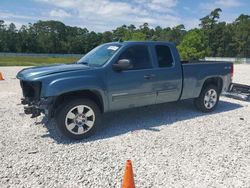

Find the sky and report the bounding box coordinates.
[0,0,249,31]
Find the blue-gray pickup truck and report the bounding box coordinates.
[17,41,233,139]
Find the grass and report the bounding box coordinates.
[0,56,79,66]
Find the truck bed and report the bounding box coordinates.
[180,61,233,100]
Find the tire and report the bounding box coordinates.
[194,84,219,112]
[55,98,100,140]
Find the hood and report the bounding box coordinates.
[16,63,90,81]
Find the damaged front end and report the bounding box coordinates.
[20,81,53,118]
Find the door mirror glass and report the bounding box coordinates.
[113,59,132,71]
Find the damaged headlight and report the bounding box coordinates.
[20,81,42,100]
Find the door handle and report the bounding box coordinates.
[144,74,155,80]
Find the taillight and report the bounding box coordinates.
[230,64,234,79]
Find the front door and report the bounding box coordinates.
[107,45,157,111]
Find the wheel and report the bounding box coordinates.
[55,98,100,139]
[194,85,219,112]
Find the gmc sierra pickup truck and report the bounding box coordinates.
[17,41,233,139]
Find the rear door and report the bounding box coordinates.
[152,44,183,103]
[107,45,157,111]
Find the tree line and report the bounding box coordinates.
[0,8,249,60]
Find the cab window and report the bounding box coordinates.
[118,45,152,70]
[155,45,173,68]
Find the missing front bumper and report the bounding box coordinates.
[24,105,41,118]
[22,97,55,118]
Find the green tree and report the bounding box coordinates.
[6,23,18,52]
[231,14,250,57]
[169,24,186,45]
[177,29,206,60]
[200,8,222,56]
[0,20,7,51]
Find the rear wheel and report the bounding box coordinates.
[55,98,100,139]
[194,85,219,112]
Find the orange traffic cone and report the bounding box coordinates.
[0,72,4,80]
[121,160,135,188]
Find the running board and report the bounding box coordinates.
[223,83,250,102]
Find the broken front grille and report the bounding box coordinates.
[20,81,41,100]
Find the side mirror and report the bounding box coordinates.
[112,59,132,71]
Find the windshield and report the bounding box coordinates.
[77,44,121,66]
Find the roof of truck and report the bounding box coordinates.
[107,41,176,46]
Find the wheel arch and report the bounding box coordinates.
[51,89,104,117]
[201,77,223,95]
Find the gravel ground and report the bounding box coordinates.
[0,65,250,188]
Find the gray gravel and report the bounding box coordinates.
[0,65,250,188]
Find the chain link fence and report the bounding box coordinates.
[205,57,250,64]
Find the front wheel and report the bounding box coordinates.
[194,85,219,112]
[55,98,100,139]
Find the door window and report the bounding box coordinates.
[118,45,152,70]
[155,45,173,68]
